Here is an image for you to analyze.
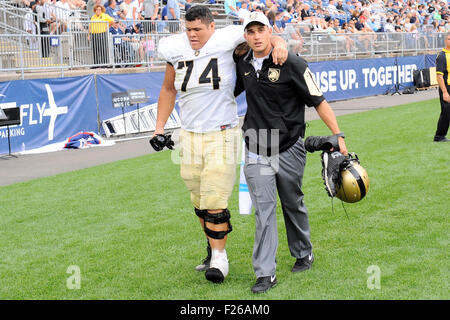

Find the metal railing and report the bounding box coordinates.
[44,2,89,34]
[0,0,88,36]
[67,20,182,68]
[0,27,445,77]
[290,31,445,61]
[0,2,38,35]
[281,22,446,60]
[0,30,169,75]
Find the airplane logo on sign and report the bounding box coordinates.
[43,84,68,141]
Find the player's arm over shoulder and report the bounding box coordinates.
[233,42,250,61]
[221,24,245,47]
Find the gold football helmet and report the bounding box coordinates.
[336,154,370,203]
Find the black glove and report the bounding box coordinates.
[149,134,174,151]
[305,135,339,153]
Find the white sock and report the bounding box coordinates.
[210,249,229,278]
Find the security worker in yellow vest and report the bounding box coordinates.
[434,32,450,142]
[89,5,114,67]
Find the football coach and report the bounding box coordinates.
[234,12,348,294]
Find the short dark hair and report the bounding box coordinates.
[185,5,214,24]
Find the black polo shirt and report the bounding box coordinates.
[234,50,325,156]
[436,48,450,89]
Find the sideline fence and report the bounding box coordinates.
[0,25,444,77]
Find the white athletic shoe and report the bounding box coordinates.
[205,249,229,283]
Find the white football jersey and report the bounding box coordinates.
[158,25,245,133]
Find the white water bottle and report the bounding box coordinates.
[21,142,26,153]
[239,141,253,215]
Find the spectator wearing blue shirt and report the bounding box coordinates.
[157,5,168,32]
[367,16,379,32]
[274,11,286,33]
[167,0,180,32]
[342,0,354,13]
[167,0,180,19]
[109,20,130,65]
[161,5,168,20]
[105,0,124,20]
[224,0,239,19]
[109,20,124,35]
[183,0,193,11]
[124,23,143,62]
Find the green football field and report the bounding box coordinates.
[0,98,448,300]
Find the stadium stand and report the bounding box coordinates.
[0,0,448,77]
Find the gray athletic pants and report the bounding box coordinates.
[244,137,312,277]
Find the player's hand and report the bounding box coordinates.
[150,133,174,151]
[272,44,288,65]
[152,127,165,137]
[336,137,348,156]
[443,92,450,103]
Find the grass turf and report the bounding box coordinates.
[0,98,448,300]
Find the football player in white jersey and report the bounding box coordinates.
[153,6,287,284]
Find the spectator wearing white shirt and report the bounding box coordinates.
[327,0,339,15]
[119,0,132,12]
[384,18,395,32]
[126,0,144,27]
[24,2,38,50]
[41,0,58,34]
[55,0,71,15]
[238,1,250,22]
[54,0,71,32]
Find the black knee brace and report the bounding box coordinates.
[203,209,233,240]
[194,207,207,219]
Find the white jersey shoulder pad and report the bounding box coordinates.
[158,33,189,65]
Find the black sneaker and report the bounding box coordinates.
[251,275,277,294]
[321,151,346,197]
[195,241,211,272]
[292,252,314,273]
[433,136,450,142]
[205,267,225,283]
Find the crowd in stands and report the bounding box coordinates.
[15,0,450,36]
[226,0,450,33]
[10,0,450,64]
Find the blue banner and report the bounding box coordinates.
[0,55,431,155]
[424,54,437,68]
[96,72,165,125]
[97,72,248,122]
[0,76,97,155]
[308,55,426,101]
[237,55,426,115]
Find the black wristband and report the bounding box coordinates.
[335,132,345,138]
